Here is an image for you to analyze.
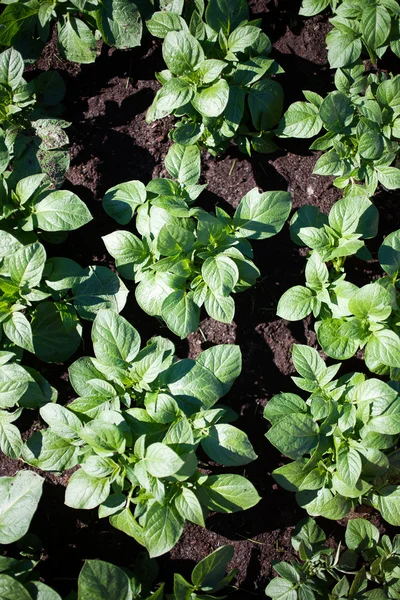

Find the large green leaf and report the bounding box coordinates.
[0,471,43,544]
[78,559,133,600]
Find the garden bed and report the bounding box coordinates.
[1,0,400,597]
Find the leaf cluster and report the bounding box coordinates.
[266,516,400,599]
[0,474,235,599]
[278,207,400,374]
[0,0,152,64]
[264,344,400,525]
[299,0,400,68]
[146,0,284,155]
[0,231,128,362]
[0,48,70,188]
[277,69,400,195]
[23,309,260,557]
[103,143,291,338]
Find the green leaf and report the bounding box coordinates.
[0,575,32,600]
[148,78,193,120]
[361,5,391,49]
[233,189,291,240]
[204,289,235,323]
[58,16,97,64]
[379,229,400,276]
[65,470,110,510]
[0,421,22,460]
[23,430,79,471]
[277,286,314,321]
[26,581,62,600]
[92,310,141,368]
[319,91,354,132]
[196,59,226,84]
[0,48,24,90]
[266,414,318,460]
[73,266,128,320]
[9,242,46,288]
[144,443,184,477]
[291,345,326,381]
[277,101,323,138]
[265,577,297,599]
[366,330,400,368]
[202,255,239,296]
[167,359,223,409]
[32,303,82,363]
[201,423,257,466]
[299,0,330,17]
[228,25,260,53]
[372,485,400,526]
[248,80,284,131]
[174,487,205,526]
[264,394,308,425]
[337,445,362,488]
[0,471,43,544]
[375,166,400,190]
[164,143,200,185]
[162,31,204,75]
[326,28,362,68]
[144,503,184,557]
[196,344,241,395]
[161,290,200,338]
[35,191,92,231]
[96,0,142,49]
[345,518,379,552]
[317,319,359,360]
[205,0,249,36]
[147,11,188,38]
[192,78,229,117]
[78,559,133,600]
[3,313,34,354]
[196,473,260,513]
[192,545,234,590]
[103,180,146,225]
[0,4,39,46]
[40,404,82,440]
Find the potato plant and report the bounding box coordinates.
[266,516,400,599]
[299,0,400,67]
[0,352,56,459]
[277,69,400,196]
[265,344,400,525]
[0,48,70,188]
[146,0,284,155]
[0,474,236,599]
[277,196,400,374]
[0,0,153,64]
[103,143,291,338]
[0,231,127,362]
[23,310,260,557]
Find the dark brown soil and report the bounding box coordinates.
[3,1,400,598]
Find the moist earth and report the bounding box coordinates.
[2,1,400,597]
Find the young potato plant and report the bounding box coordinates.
[264,344,400,525]
[23,309,260,557]
[266,516,400,599]
[1,537,235,599]
[0,48,71,188]
[0,351,56,459]
[277,70,400,196]
[299,0,400,67]
[146,0,284,155]
[0,231,127,362]
[103,143,291,338]
[0,172,92,244]
[0,0,152,64]
[278,207,400,374]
